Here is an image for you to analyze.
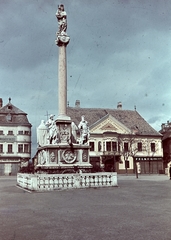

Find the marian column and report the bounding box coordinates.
[55,4,70,120]
[32,5,92,174]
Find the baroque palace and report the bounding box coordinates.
[0,98,32,175]
[67,100,163,174]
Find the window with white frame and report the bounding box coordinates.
[0,144,3,153]
[138,142,142,151]
[8,130,13,135]
[151,143,155,152]
[18,131,23,135]
[18,144,23,153]
[124,142,129,152]
[24,131,29,135]
[7,144,13,153]
[89,142,95,151]
[24,144,29,153]
[112,141,117,151]
[106,141,111,151]
[106,141,117,151]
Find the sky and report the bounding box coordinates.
[0,0,171,155]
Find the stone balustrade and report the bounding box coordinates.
[17,172,118,191]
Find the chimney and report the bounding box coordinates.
[0,98,3,108]
[117,102,122,110]
[161,123,165,131]
[75,100,80,108]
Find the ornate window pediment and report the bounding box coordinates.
[91,115,131,134]
[100,123,118,131]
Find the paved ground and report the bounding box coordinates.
[0,174,171,240]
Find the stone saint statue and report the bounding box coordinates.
[37,120,48,147]
[56,4,67,35]
[55,4,70,46]
[45,114,58,144]
[78,116,90,144]
[71,122,78,143]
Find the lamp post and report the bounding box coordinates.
[134,157,138,179]
[124,151,129,175]
[113,151,116,172]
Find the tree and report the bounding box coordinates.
[118,134,146,178]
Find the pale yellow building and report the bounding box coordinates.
[67,101,163,174]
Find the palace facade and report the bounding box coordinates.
[67,101,163,174]
[0,98,32,175]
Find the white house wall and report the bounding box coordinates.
[88,116,163,173]
[0,126,31,153]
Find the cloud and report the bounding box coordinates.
[1,0,171,156]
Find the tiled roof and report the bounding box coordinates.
[0,102,31,126]
[67,107,161,136]
[160,130,171,141]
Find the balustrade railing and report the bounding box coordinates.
[17,172,118,191]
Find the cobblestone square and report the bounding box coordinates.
[0,175,171,240]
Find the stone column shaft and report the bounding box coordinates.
[58,45,67,118]
[57,44,70,120]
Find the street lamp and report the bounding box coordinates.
[113,151,116,172]
[124,151,129,174]
[134,157,138,179]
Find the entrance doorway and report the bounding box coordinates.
[104,156,119,172]
[104,159,114,172]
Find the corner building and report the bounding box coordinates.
[0,98,32,175]
[159,121,171,169]
[67,101,163,174]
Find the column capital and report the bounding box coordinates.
[55,34,70,46]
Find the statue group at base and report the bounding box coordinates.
[78,115,90,144]
[37,115,89,147]
[45,114,59,144]
[37,120,48,146]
